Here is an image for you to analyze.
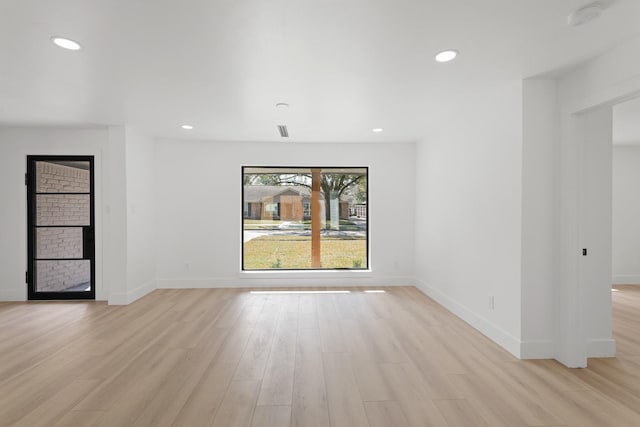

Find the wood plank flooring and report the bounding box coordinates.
[0,286,639,426]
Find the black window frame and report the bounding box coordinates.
[241,165,369,271]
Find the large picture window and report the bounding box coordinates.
[242,167,368,270]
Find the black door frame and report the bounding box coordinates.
[26,155,95,300]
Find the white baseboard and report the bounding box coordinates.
[612,275,640,285]
[520,340,555,359]
[414,279,521,358]
[156,278,242,289]
[587,338,616,358]
[108,279,156,305]
[0,289,26,301]
[156,276,416,289]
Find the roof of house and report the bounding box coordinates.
[244,185,353,203]
[244,185,310,202]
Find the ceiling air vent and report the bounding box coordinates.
[277,125,289,138]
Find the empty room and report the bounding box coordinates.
[1,0,640,426]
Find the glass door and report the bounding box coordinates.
[27,156,95,300]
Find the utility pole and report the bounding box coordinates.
[311,168,322,268]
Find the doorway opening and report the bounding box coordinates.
[26,156,95,300]
[612,96,640,287]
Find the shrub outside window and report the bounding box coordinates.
[242,166,368,270]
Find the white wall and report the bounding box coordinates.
[520,79,557,358]
[550,35,640,365]
[0,127,108,300]
[412,35,640,365]
[154,140,415,288]
[104,127,128,303]
[0,126,156,305]
[104,126,158,305]
[414,80,523,357]
[612,145,640,284]
[558,35,640,112]
[577,108,614,358]
[124,128,157,300]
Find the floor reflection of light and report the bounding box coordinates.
[249,290,351,294]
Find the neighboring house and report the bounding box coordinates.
[243,185,350,220]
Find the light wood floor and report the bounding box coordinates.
[0,286,639,426]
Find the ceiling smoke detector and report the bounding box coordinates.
[568,2,603,26]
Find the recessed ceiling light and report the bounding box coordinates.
[372,128,384,133]
[276,102,289,109]
[181,124,194,130]
[50,36,82,51]
[568,2,603,26]
[435,50,458,63]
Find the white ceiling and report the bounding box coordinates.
[1,0,640,143]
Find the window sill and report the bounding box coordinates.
[238,269,372,279]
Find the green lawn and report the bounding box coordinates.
[243,219,284,230]
[243,235,367,269]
